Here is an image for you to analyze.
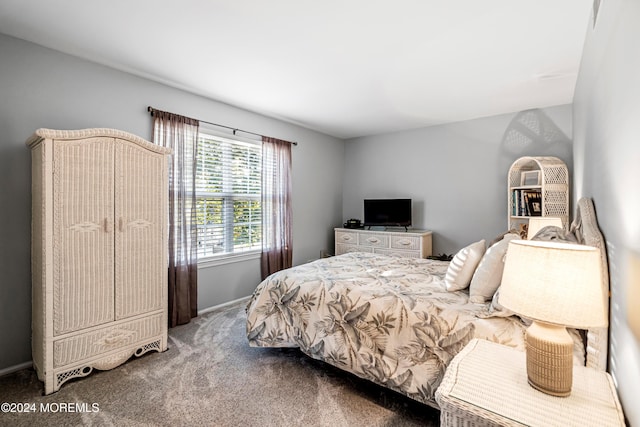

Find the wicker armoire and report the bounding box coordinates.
[26,128,171,394]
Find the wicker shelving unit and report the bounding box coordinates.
[507,156,569,235]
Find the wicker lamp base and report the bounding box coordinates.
[525,321,574,397]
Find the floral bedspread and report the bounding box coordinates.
[245,252,529,406]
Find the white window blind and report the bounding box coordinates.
[195,132,262,259]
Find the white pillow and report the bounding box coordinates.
[444,240,486,291]
[469,233,520,303]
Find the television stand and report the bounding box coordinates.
[335,228,432,258]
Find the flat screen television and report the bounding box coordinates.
[363,199,412,228]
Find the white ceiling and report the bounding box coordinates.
[0,0,592,139]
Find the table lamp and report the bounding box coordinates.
[499,240,607,397]
[526,217,563,239]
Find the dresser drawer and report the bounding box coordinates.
[53,313,163,368]
[376,248,421,258]
[335,231,358,245]
[336,243,372,255]
[390,235,421,251]
[358,233,389,248]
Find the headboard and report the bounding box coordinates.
[570,198,610,371]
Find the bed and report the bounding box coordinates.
[245,198,609,407]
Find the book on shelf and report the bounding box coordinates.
[524,191,542,216]
[511,189,542,216]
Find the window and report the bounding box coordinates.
[195,132,261,260]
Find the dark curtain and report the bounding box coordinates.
[261,136,293,280]
[152,109,199,327]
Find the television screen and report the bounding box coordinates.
[363,199,412,227]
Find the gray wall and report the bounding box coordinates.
[0,34,345,371]
[572,1,640,424]
[343,105,573,255]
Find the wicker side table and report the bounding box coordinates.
[435,339,625,427]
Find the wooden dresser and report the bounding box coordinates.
[335,228,432,258]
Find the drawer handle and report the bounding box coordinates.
[397,240,412,246]
[342,235,352,241]
[100,331,134,346]
[367,237,380,243]
[105,335,123,345]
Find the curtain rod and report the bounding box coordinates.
[147,106,297,146]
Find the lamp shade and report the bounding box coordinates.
[499,240,607,328]
[527,217,563,239]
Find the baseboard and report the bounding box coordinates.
[0,361,33,378]
[197,296,250,316]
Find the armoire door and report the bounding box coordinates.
[114,139,166,320]
[53,138,115,335]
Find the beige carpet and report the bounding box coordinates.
[0,299,440,426]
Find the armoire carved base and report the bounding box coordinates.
[45,339,164,394]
